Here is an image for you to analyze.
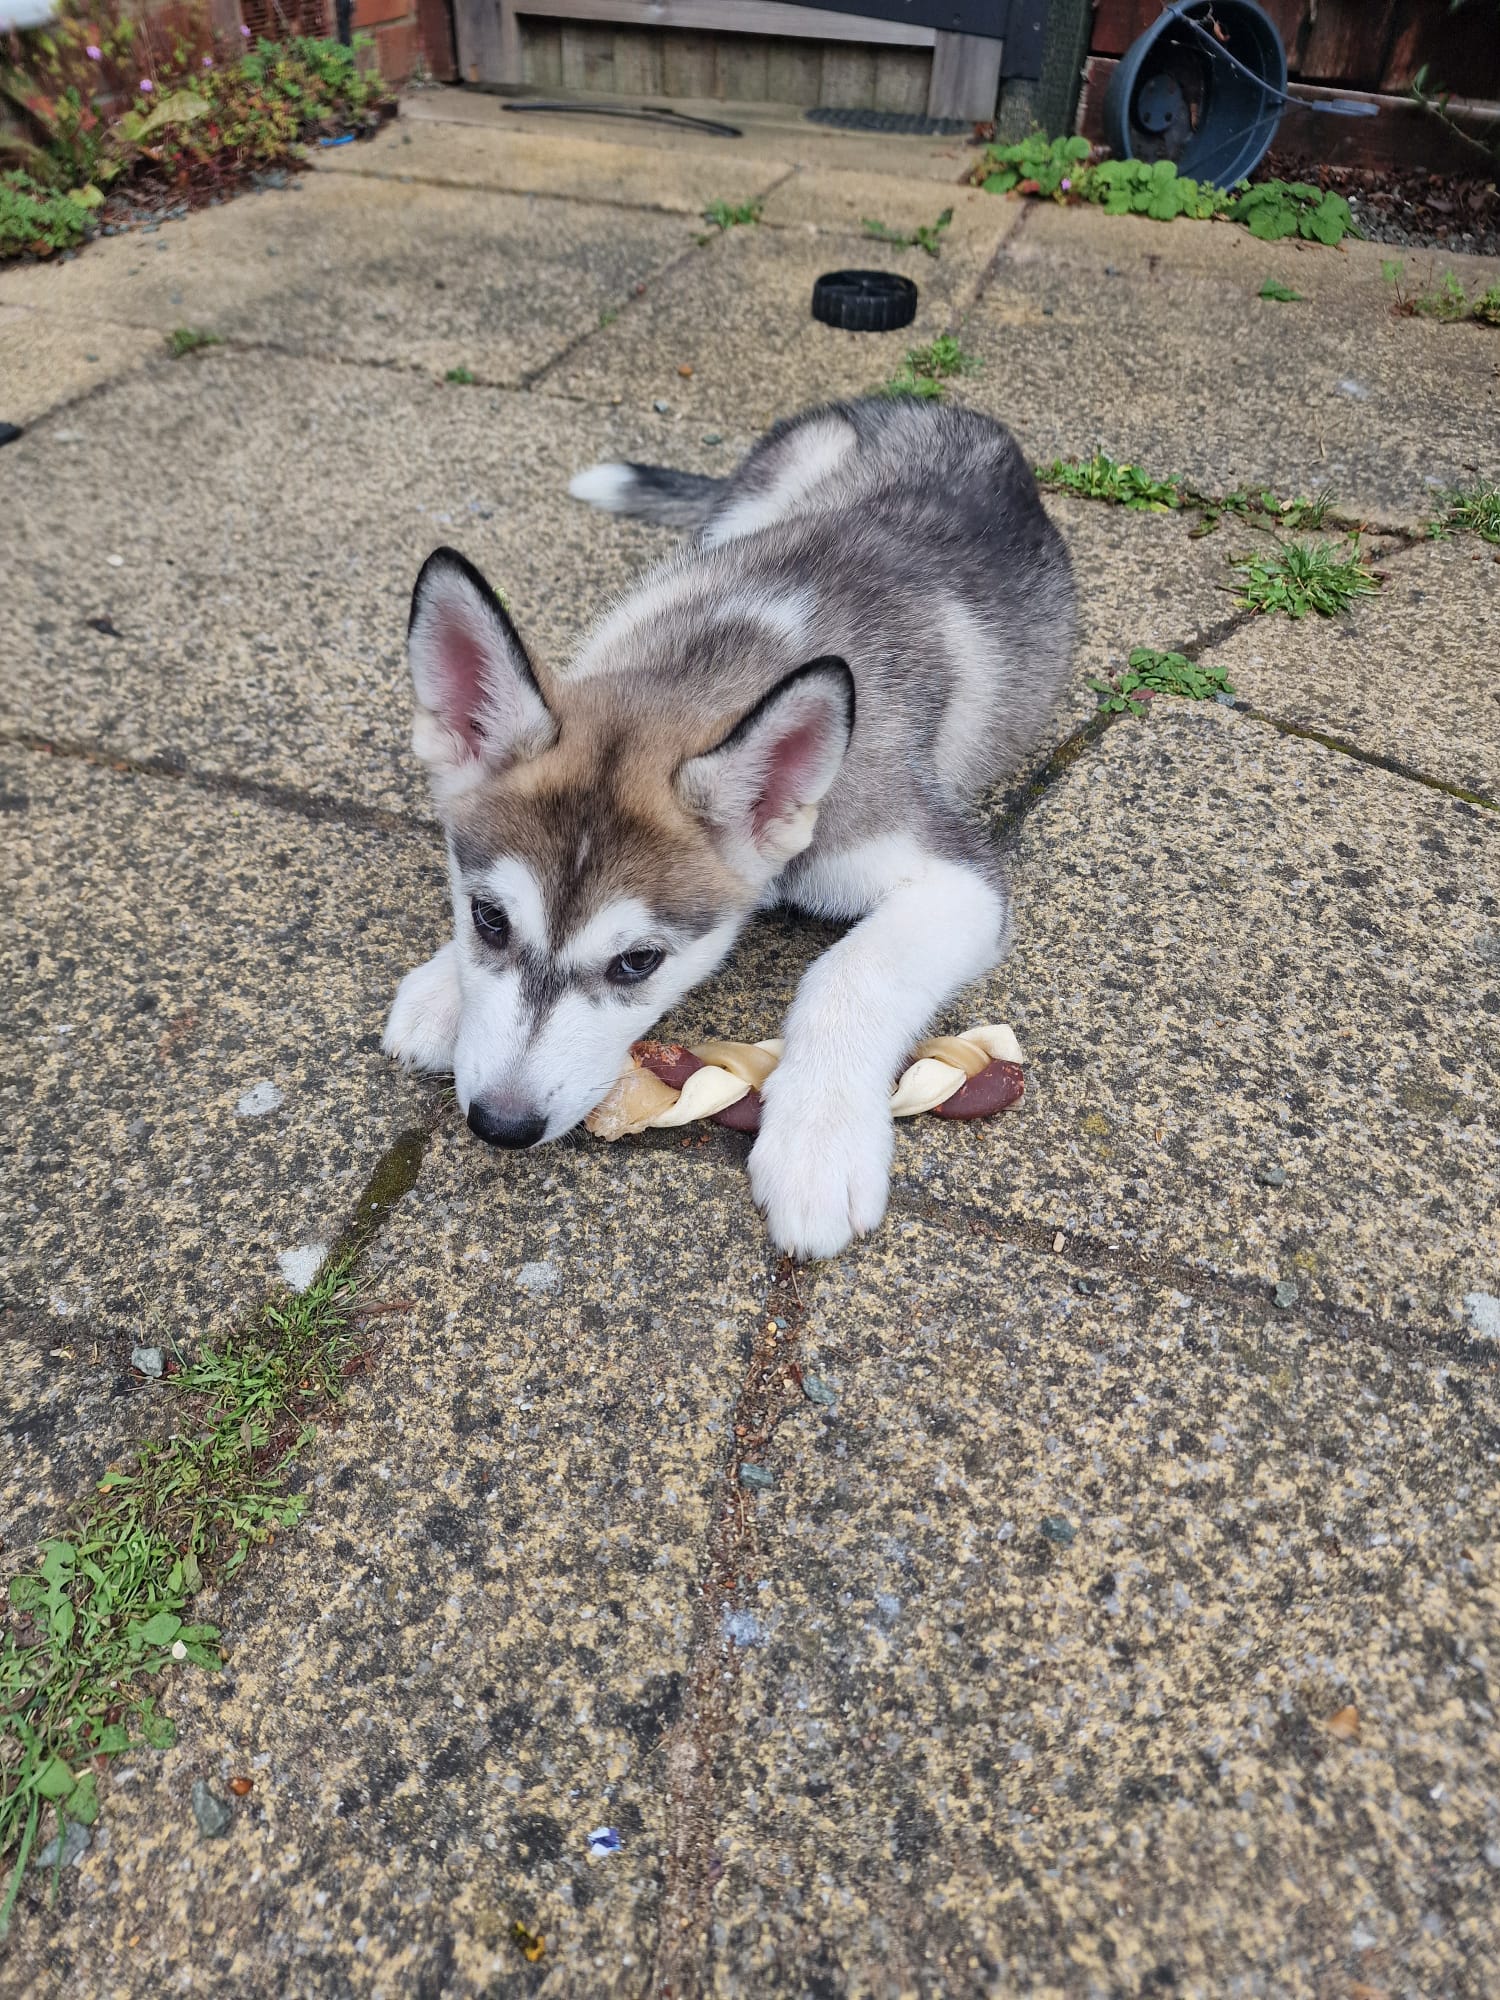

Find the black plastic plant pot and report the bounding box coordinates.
[811,270,918,333]
[1103,0,1288,190]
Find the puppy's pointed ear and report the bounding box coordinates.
[407,548,555,793]
[677,658,854,879]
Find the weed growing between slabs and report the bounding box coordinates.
[862,208,953,258]
[0,1259,367,1932]
[1231,538,1382,619]
[1034,450,1335,536]
[1090,647,1235,716]
[1428,480,1500,544]
[878,334,979,401]
[702,197,761,231]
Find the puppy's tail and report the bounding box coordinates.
[567,460,726,530]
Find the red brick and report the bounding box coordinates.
[373,15,422,83]
[353,0,408,29]
[416,0,455,80]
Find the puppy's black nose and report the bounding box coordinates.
[467,1102,547,1150]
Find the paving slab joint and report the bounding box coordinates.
[887,1188,1493,1360]
[649,1256,814,2000]
[0,728,436,838]
[1230,704,1500,817]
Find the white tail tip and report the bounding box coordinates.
[567,462,636,512]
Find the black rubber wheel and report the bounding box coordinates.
[811,270,918,334]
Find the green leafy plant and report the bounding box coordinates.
[1429,479,1500,544]
[1258,278,1302,302]
[978,131,1091,198]
[972,136,1359,246]
[862,207,953,257]
[1035,450,1180,511]
[1227,181,1356,245]
[1,1259,365,1932]
[444,365,475,384]
[1034,451,1335,536]
[1089,646,1235,716]
[1230,538,1381,619]
[1086,155,1231,221]
[2,4,390,264]
[167,324,220,357]
[1472,285,1500,328]
[879,333,978,401]
[702,197,761,230]
[0,169,96,257]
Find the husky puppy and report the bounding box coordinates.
[383,398,1075,1257]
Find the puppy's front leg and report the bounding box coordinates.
[383,940,462,1075]
[750,852,1010,1259]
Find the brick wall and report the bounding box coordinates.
[355,0,454,82]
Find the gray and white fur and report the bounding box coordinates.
[384,398,1075,1258]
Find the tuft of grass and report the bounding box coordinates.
[444,366,475,385]
[1430,479,1500,545]
[879,333,978,401]
[1383,259,1500,324]
[167,326,221,358]
[1,1258,366,1934]
[1089,646,1234,716]
[1258,278,1302,302]
[1230,537,1381,619]
[1036,450,1180,512]
[702,198,761,230]
[862,207,953,258]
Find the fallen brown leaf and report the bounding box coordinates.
[1325,1704,1361,1742]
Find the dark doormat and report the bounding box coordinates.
[804,106,976,136]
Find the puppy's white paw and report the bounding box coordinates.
[382,942,461,1074]
[748,1080,894,1260]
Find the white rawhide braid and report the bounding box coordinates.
[586,1024,1026,1140]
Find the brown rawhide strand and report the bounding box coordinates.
[584,1024,1025,1141]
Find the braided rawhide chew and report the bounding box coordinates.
[585,1024,1025,1140]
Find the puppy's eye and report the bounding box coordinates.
[471,898,511,947]
[607,946,664,985]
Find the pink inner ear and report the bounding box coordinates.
[433,610,494,752]
[751,715,830,838]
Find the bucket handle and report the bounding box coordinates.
[1161,1,1379,117]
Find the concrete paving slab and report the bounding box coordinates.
[321,117,789,213]
[1205,533,1500,805]
[963,204,1500,528]
[0,172,695,385]
[2,353,719,817]
[5,1121,774,1997]
[1018,196,1500,310]
[1029,492,1238,759]
[711,1222,1500,1998]
[894,702,1500,1330]
[405,85,981,186]
[546,225,989,430]
[756,171,1007,244]
[0,745,437,1357]
[653,702,1500,1329]
[0,305,162,426]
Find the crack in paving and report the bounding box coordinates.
[639,1125,1499,1997]
[1232,704,1500,816]
[0,728,434,837]
[519,226,748,394]
[649,1256,812,2000]
[888,1186,1496,1366]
